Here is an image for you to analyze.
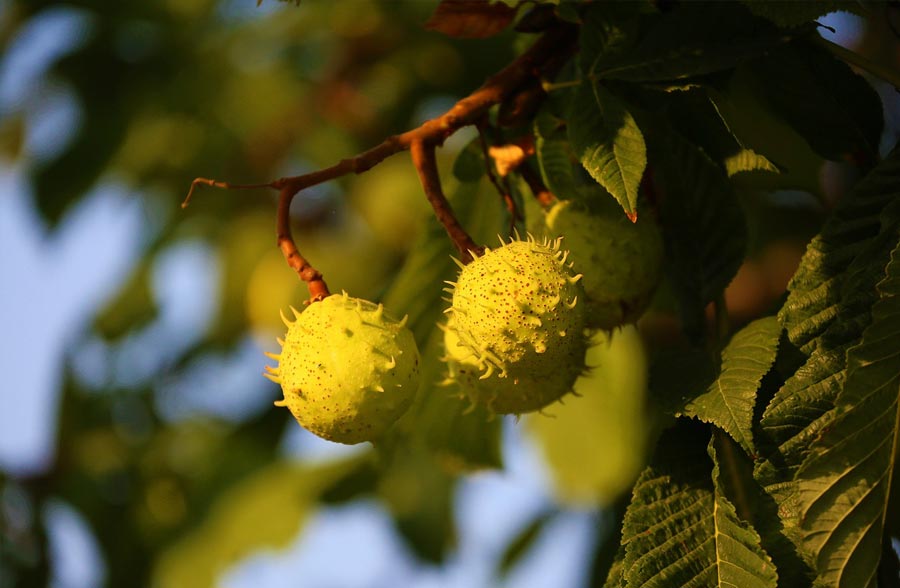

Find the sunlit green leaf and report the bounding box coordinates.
[618,422,777,588]
[679,317,781,455]
[568,82,646,217]
[795,239,900,588]
[752,149,900,587]
[724,149,780,178]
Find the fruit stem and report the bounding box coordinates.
[277,186,330,302]
[182,22,576,274]
[411,139,484,263]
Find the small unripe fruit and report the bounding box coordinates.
[265,293,420,444]
[532,198,664,329]
[443,236,589,414]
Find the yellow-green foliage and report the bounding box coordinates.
[443,237,589,414]
[266,293,421,444]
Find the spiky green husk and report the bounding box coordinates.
[265,293,420,444]
[443,237,589,414]
[533,199,663,329]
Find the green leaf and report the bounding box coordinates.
[568,81,646,218]
[577,2,639,72]
[376,448,456,563]
[590,3,789,83]
[497,510,557,576]
[94,260,158,339]
[708,69,825,195]
[618,422,777,588]
[153,458,359,588]
[398,326,502,471]
[679,317,782,455]
[534,111,581,201]
[652,132,747,339]
[794,238,900,588]
[528,327,649,506]
[724,148,780,178]
[751,149,900,586]
[746,40,883,162]
[602,544,627,588]
[452,137,485,183]
[779,150,900,354]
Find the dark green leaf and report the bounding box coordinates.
[452,137,485,183]
[601,544,627,588]
[377,448,456,563]
[746,39,883,162]
[94,261,158,340]
[534,111,581,200]
[653,132,747,339]
[590,3,790,83]
[497,510,557,576]
[578,3,639,72]
[382,180,506,471]
[568,82,646,217]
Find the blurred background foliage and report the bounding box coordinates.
[0,1,898,587]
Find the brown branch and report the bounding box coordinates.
[411,139,483,263]
[185,22,577,286]
[182,178,275,208]
[277,186,330,302]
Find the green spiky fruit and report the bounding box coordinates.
[532,198,664,329]
[265,293,420,444]
[443,237,589,414]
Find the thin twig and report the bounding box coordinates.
[410,139,483,262]
[182,178,277,208]
[184,23,577,291]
